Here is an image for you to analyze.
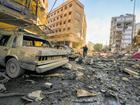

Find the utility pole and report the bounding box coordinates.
[131,0,136,44]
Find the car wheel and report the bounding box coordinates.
[6,58,24,78]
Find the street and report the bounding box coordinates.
[0,57,140,105]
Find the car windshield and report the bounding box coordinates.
[23,35,51,48]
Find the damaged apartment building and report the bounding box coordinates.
[0,0,49,34]
[109,14,135,53]
[47,0,87,50]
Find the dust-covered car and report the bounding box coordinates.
[0,30,69,78]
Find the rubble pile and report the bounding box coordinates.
[0,57,140,105]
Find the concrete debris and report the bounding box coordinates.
[122,77,129,81]
[0,56,140,105]
[62,63,72,70]
[25,80,36,84]
[76,89,97,98]
[0,73,10,83]
[25,102,41,105]
[41,82,53,89]
[123,68,139,77]
[47,73,64,77]
[26,90,45,101]
[0,84,6,92]
[0,93,26,98]
[76,71,84,80]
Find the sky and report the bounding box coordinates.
[48,0,140,45]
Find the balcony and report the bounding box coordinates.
[0,0,37,26]
[116,27,123,32]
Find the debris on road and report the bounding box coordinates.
[76,89,97,98]
[46,73,64,77]
[26,90,45,102]
[25,80,36,84]
[62,63,72,70]
[41,82,53,90]
[123,68,139,78]
[0,56,140,105]
[0,84,6,93]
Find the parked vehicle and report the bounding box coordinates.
[0,30,69,78]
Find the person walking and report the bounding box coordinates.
[83,45,88,57]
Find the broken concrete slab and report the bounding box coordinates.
[62,63,72,70]
[122,77,129,82]
[41,82,53,90]
[123,68,139,77]
[27,90,45,101]
[76,89,97,98]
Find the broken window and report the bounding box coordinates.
[68,19,71,23]
[23,35,51,48]
[0,35,10,46]
[69,4,72,7]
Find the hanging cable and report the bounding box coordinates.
[48,0,58,15]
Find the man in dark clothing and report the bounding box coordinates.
[83,45,88,57]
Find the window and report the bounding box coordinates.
[57,10,59,13]
[69,12,72,15]
[63,21,66,24]
[60,22,62,25]
[64,14,67,17]
[65,6,67,10]
[59,29,61,32]
[60,15,63,18]
[68,27,70,30]
[69,4,72,7]
[68,19,71,23]
[23,35,51,48]
[56,30,58,33]
[61,8,63,11]
[57,17,59,20]
[0,35,10,46]
[63,28,66,31]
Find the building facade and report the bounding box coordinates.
[109,14,135,52]
[47,0,87,49]
[0,0,48,34]
[135,23,140,36]
[133,23,140,46]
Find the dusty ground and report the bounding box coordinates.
[0,57,140,105]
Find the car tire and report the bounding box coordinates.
[6,58,24,78]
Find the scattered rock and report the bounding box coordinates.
[122,77,129,82]
[62,63,72,70]
[47,73,64,77]
[123,68,139,77]
[76,89,97,98]
[76,71,84,80]
[0,84,6,92]
[25,80,36,84]
[41,82,53,89]
[26,90,45,101]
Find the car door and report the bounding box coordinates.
[0,35,12,66]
